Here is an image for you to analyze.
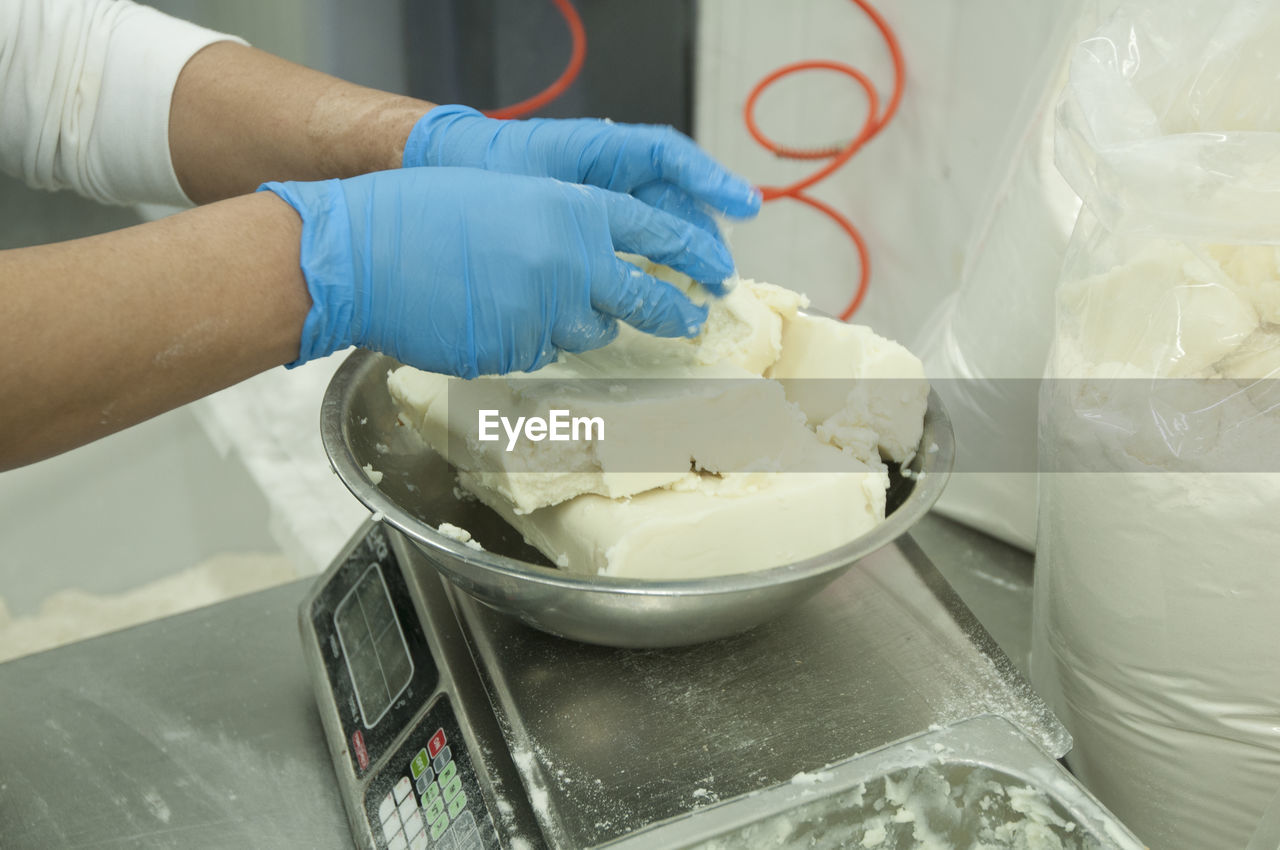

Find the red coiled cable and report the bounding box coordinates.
[484,0,586,120]
[487,0,903,320]
[744,0,905,320]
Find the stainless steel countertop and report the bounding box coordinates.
[910,513,1035,678]
[0,513,1035,849]
[0,580,352,849]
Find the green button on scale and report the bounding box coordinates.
[410,748,430,779]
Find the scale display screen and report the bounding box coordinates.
[309,524,438,776]
[334,564,414,728]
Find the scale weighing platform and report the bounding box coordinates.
[299,518,1144,850]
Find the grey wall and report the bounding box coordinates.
[405,0,694,129]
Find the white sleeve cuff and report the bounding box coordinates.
[90,6,248,207]
[0,0,246,207]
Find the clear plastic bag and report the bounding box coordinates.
[1032,2,1280,847]
[914,5,1082,551]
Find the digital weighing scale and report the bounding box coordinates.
[299,518,1141,850]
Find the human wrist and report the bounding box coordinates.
[401,104,489,169]
[257,179,359,367]
[376,98,439,172]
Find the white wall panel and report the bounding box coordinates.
[695,0,1075,342]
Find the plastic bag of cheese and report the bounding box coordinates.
[1032,3,1280,848]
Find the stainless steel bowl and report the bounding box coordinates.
[321,348,954,648]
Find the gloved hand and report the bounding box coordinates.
[402,105,760,267]
[261,167,734,377]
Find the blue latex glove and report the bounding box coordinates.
[261,167,734,377]
[402,105,761,272]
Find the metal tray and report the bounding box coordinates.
[321,349,954,647]
[605,716,1143,850]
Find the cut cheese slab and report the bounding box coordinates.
[767,315,928,462]
[460,442,889,579]
[388,335,819,514]
[388,280,822,514]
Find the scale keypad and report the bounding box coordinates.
[366,695,496,850]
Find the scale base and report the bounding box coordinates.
[300,521,1135,850]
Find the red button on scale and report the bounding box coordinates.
[427,729,446,758]
[352,730,370,771]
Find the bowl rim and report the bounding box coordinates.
[321,347,954,597]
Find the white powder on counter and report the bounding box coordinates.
[690,765,1104,850]
[0,553,297,663]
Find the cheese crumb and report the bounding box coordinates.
[437,522,484,551]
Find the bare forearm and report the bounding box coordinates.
[0,193,310,469]
[169,41,436,203]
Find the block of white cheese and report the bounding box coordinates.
[766,314,929,463]
[1057,243,1258,378]
[459,441,889,579]
[1210,244,1280,325]
[619,252,811,375]
[388,280,823,514]
[390,353,708,512]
